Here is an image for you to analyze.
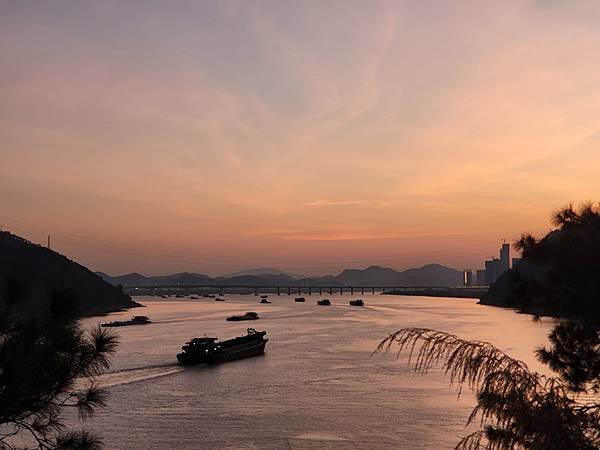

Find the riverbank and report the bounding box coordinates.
[383,287,488,299]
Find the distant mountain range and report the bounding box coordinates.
[224,267,306,279]
[97,263,463,288]
[0,231,139,316]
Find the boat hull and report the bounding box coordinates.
[177,330,268,366]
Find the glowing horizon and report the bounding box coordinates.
[2,1,600,276]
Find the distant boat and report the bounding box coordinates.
[294,297,306,302]
[175,294,184,298]
[190,296,198,299]
[260,298,271,304]
[317,299,331,306]
[176,328,268,365]
[202,294,211,298]
[349,299,364,306]
[226,311,259,321]
[260,295,268,299]
[209,295,216,298]
[102,316,151,327]
[215,297,225,302]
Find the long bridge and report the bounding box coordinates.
[122,284,488,298]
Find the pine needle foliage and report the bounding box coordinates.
[0,276,119,449]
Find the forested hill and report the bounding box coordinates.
[0,231,140,316]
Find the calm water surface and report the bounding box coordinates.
[79,294,552,449]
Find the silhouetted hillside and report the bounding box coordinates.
[224,268,306,279]
[100,263,462,288]
[332,264,462,286]
[0,231,139,316]
[97,272,212,287]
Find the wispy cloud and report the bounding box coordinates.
[284,230,469,241]
[305,199,365,207]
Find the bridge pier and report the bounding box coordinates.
[372,287,375,295]
[329,287,333,295]
[361,287,364,295]
[220,287,224,296]
[308,287,312,295]
[319,287,322,295]
[288,287,291,295]
[254,287,258,296]
[340,287,343,295]
[298,287,301,295]
[277,287,280,295]
[350,287,354,295]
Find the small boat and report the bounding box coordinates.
[175,294,184,298]
[260,298,271,304]
[202,294,211,298]
[215,297,225,302]
[176,328,268,365]
[209,295,216,298]
[294,297,306,302]
[317,299,331,306]
[190,296,198,300]
[260,295,268,299]
[349,299,364,306]
[226,312,259,321]
[102,316,151,327]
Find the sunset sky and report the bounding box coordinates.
[2,1,600,276]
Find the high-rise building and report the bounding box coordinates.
[476,269,486,286]
[478,242,517,286]
[463,269,473,286]
[500,243,510,272]
[485,258,500,284]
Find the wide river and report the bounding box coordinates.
[80,294,553,449]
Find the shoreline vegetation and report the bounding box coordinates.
[380,202,600,449]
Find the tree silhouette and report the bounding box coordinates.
[379,202,600,449]
[0,276,119,449]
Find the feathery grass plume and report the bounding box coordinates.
[377,327,600,449]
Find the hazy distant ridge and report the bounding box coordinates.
[98,263,463,287]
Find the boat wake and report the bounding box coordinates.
[96,363,183,388]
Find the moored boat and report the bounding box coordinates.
[226,311,259,321]
[101,316,151,327]
[294,297,306,302]
[260,298,271,304]
[317,299,331,306]
[349,299,364,306]
[176,328,268,365]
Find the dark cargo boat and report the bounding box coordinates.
[349,299,364,306]
[101,316,151,327]
[294,297,306,302]
[226,311,259,321]
[260,298,271,304]
[176,328,268,365]
[317,299,331,306]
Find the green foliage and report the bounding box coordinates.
[0,276,118,449]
